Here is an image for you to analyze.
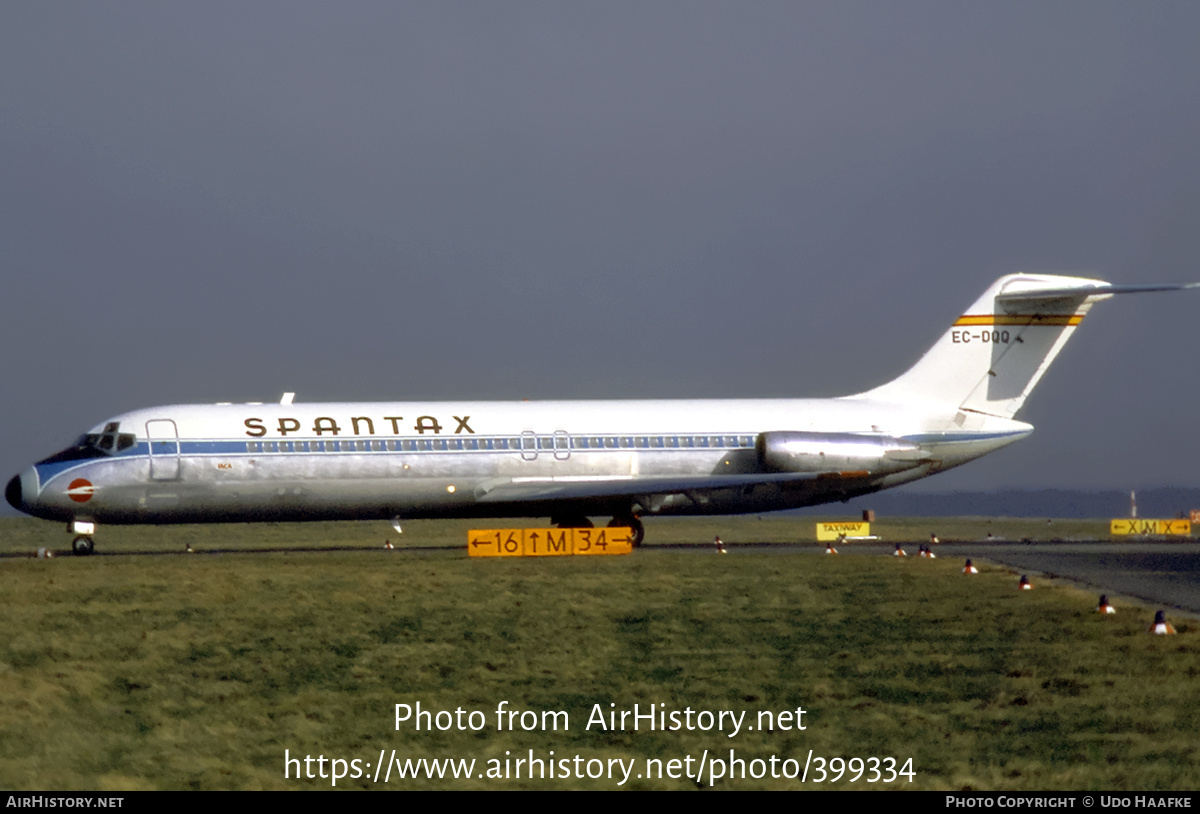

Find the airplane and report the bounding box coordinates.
[7,273,1196,555]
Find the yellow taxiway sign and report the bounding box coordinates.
[1110,519,1191,536]
[816,522,871,541]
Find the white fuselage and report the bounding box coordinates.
[16,272,1179,547]
[9,396,1030,525]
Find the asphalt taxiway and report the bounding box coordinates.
[810,541,1200,617]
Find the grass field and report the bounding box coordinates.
[0,516,1195,790]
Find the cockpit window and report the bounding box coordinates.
[36,423,137,465]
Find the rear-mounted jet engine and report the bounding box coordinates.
[756,431,931,475]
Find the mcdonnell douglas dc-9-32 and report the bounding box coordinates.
[7,274,1196,554]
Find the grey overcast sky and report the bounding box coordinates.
[2,2,1198,500]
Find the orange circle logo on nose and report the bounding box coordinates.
[67,479,95,503]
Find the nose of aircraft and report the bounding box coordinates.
[6,473,22,511]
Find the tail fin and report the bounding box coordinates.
[861,274,1194,420]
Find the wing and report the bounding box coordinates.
[473,471,836,504]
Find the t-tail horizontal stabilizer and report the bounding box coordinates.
[859,274,1198,420]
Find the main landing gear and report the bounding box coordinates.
[552,514,593,529]
[608,516,645,547]
[553,514,644,546]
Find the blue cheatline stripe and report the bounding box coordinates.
[187,433,764,455]
[33,460,92,487]
[30,434,757,484]
[29,430,1016,488]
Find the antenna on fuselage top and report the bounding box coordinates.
[280,392,295,405]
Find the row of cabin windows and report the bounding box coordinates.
[244,435,757,454]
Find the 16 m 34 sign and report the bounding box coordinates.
[469,528,634,557]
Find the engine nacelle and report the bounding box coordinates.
[756,431,930,475]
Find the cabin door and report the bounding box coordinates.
[146,419,181,480]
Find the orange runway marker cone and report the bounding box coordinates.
[1149,610,1176,635]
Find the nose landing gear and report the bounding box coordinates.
[69,519,96,556]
